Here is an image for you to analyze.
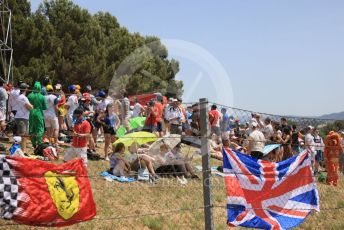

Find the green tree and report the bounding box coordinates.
[8,0,182,97]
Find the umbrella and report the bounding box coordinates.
[148,134,181,155]
[116,126,127,138]
[130,117,146,130]
[263,144,281,156]
[113,131,157,148]
[115,117,147,138]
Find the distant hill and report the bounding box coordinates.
[318,111,344,120]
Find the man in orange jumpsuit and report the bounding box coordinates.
[324,131,343,186]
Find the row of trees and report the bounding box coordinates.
[6,0,183,97]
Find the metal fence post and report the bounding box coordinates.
[200,98,214,230]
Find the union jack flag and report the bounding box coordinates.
[223,147,320,230]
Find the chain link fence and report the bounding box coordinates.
[0,99,344,229]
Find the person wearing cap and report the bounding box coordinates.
[14,82,33,153]
[43,85,60,145]
[167,99,183,135]
[0,78,8,137]
[247,121,266,159]
[55,83,67,132]
[75,84,82,99]
[64,108,91,166]
[93,89,112,144]
[65,85,79,130]
[84,85,98,107]
[79,92,96,153]
[27,82,48,148]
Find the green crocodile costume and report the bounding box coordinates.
[28,82,47,148]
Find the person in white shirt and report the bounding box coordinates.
[247,121,266,159]
[305,126,317,172]
[0,79,8,135]
[44,85,59,145]
[65,85,79,130]
[121,92,131,132]
[262,117,274,142]
[167,99,183,135]
[131,98,144,118]
[14,83,33,153]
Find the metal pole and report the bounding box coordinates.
[200,98,214,230]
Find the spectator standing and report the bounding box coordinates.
[14,83,33,153]
[55,83,67,132]
[43,85,59,145]
[131,98,144,118]
[163,98,172,134]
[28,82,48,148]
[247,121,266,159]
[208,104,222,141]
[121,92,131,132]
[262,117,274,142]
[220,108,230,135]
[65,85,79,130]
[305,126,317,173]
[155,96,164,137]
[291,125,301,155]
[167,99,183,135]
[64,108,91,166]
[314,129,325,168]
[281,127,292,160]
[97,103,120,161]
[339,131,344,175]
[79,93,96,153]
[143,100,158,135]
[0,78,8,136]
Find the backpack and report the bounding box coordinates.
[87,149,101,161]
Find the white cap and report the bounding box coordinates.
[55,84,62,90]
[251,121,258,127]
[222,134,229,141]
[13,136,22,143]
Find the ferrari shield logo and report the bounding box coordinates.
[44,171,80,220]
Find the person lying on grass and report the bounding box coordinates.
[154,144,199,181]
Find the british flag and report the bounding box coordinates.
[223,147,320,230]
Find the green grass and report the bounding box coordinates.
[0,143,343,229]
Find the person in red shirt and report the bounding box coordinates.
[64,108,91,166]
[154,96,164,137]
[208,104,222,142]
[143,100,158,135]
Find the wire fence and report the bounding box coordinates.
[0,99,344,229]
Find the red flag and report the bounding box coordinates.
[0,156,96,227]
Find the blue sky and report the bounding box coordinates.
[29,0,344,116]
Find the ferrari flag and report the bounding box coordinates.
[223,147,319,230]
[0,156,96,227]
